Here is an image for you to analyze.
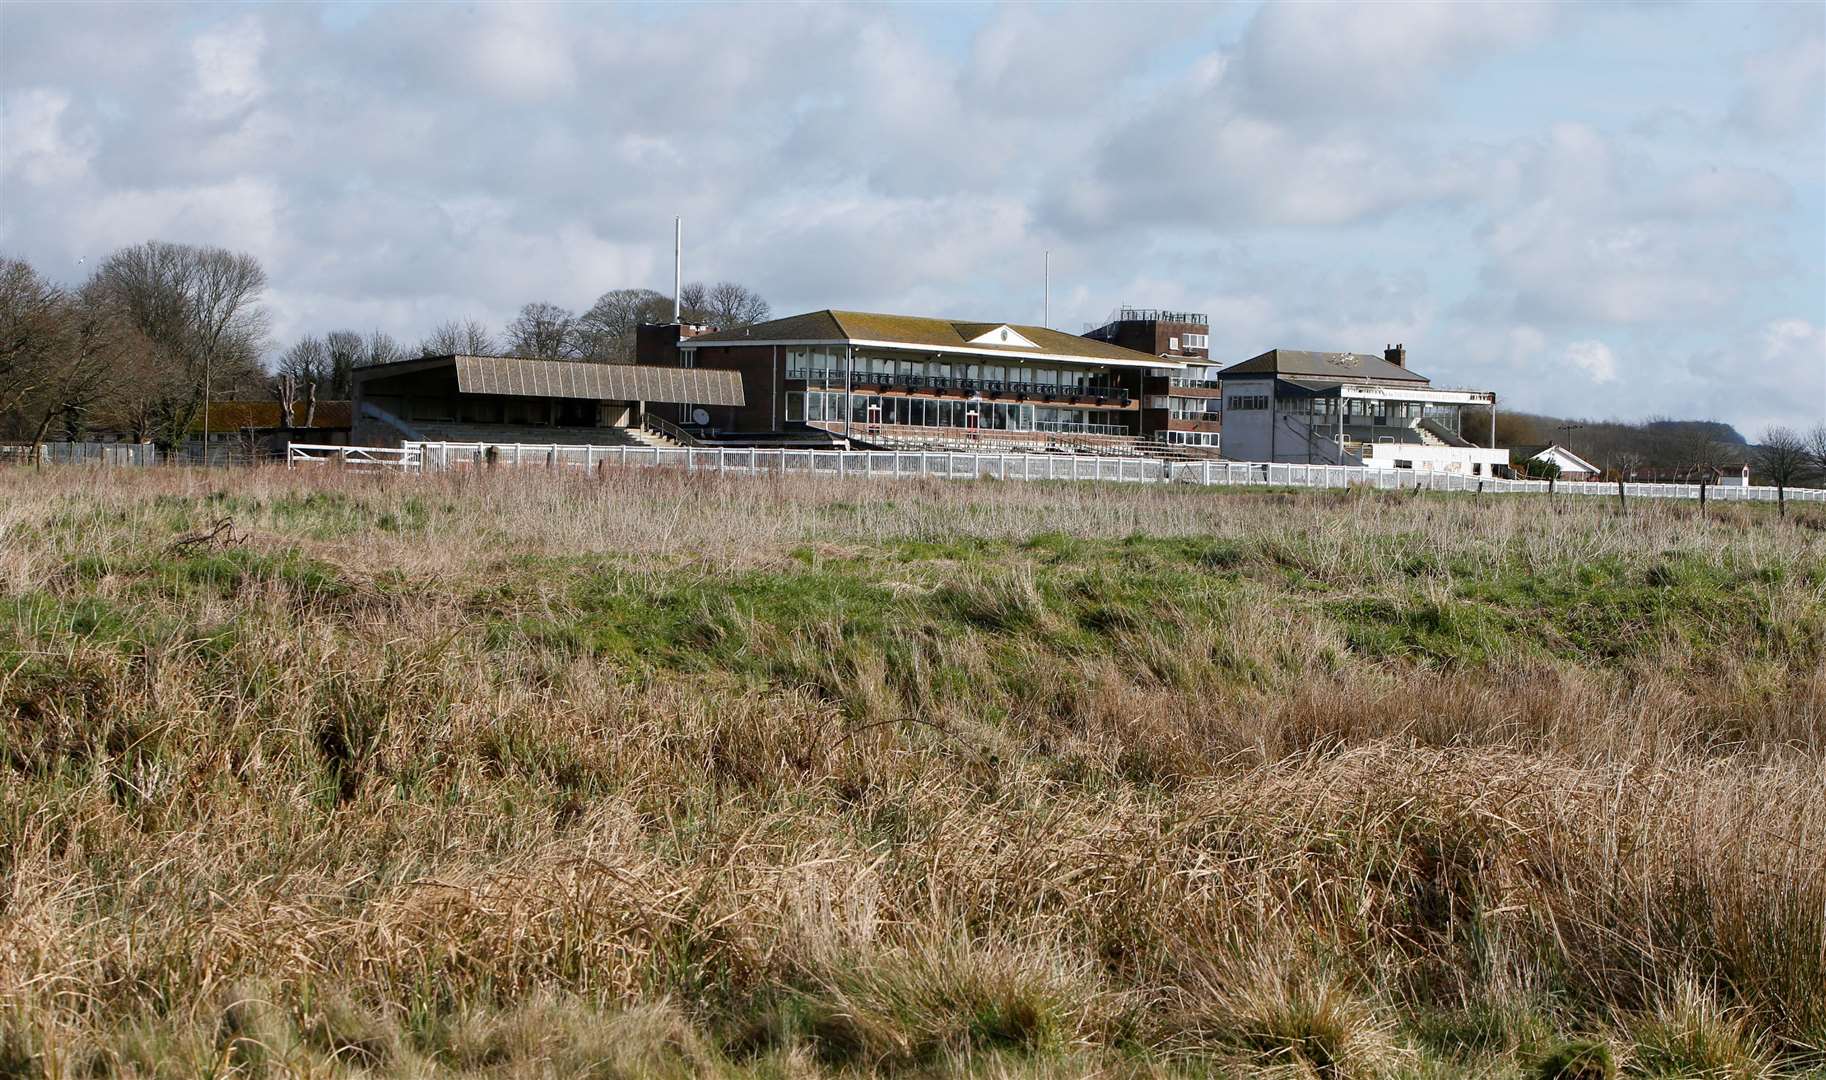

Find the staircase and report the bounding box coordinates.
[1415,425,1447,447]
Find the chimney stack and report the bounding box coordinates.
[1385,343,1406,368]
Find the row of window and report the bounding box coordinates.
[787,349,1105,391]
[791,391,1128,435]
[1228,395,1271,411]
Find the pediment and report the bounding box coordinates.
[966,325,1040,348]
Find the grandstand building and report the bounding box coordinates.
[1215,345,1508,475]
[349,353,744,448]
[651,309,1185,454]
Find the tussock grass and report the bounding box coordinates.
[1,465,1824,1077]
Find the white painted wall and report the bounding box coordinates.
[1361,443,1510,474]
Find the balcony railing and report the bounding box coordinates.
[789,368,1130,405]
[1169,378,1223,389]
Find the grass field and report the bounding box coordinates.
[2,464,1824,1078]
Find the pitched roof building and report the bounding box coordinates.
[1214,344,1509,475]
[654,309,1181,452]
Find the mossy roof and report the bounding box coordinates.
[1218,348,1430,383]
[684,310,1175,368]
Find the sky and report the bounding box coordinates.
[2,1,1823,436]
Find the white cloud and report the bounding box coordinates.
[188,17,267,119]
[467,5,578,102]
[0,88,91,185]
[0,0,1818,439]
[1731,33,1825,139]
[1564,340,1618,383]
[1234,0,1559,122]
[73,178,285,267]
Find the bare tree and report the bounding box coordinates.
[677,281,708,324]
[505,302,579,359]
[704,280,770,327]
[418,318,497,357]
[677,280,769,329]
[324,330,365,394]
[90,241,269,451]
[0,261,156,449]
[277,335,332,388]
[1755,426,1814,518]
[576,287,670,362]
[0,256,66,427]
[366,330,402,368]
[278,374,299,431]
[1807,423,1826,479]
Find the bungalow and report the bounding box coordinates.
[1509,444,1600,481]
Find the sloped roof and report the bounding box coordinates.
[1218,349,1429,383]
[682,309,1176,369]
[451,356,744,405]
[1512,443,1601,473]
[190,400,354,433]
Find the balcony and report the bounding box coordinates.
[789,368,1131,406]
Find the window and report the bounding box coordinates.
[1183,333,1208,349]
[1168,337,1179,352]
[1227,394,1269,411]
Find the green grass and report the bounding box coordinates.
[3,468,1825,1078]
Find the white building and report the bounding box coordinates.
[1215,345,1509,476]
[1510,444,1601,480]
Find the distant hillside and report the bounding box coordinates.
[1642,419,1749,447]
[1476,410,1749,471]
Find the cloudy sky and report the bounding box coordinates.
[3,1,1822,434]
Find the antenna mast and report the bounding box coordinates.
[673,217,682,323]
[1043,250,1050,329]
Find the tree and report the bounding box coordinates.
[419,318,496,357]
[0,256,66,428]
[1754,426,1814,518]
[277,335,332,388]
[504,302,579,359]
[678,280,769,329]
[90,240,269,451]
[365,330,402,368]
[1807,423,1826,479]
[324,330,365,394]
[0,260,151,449]
[576,287,670,363]
[704,280,770,327]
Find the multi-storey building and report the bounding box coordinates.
[1081,307,1221,447]
[1215,345,1509,475]
[655,309,1182,452]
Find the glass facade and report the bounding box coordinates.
[786,347,1123,398]
[799,391,1130,437]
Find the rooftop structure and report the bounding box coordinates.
[1083,307,1220,449]
[1215,345,1508,475]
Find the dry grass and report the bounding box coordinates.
[1,463,1823,1077]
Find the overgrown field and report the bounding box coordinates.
[2,465,1824,1078]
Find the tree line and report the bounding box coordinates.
[2,241,770,449]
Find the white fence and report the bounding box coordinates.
[288,444,423,470]
[279,442,1826,505]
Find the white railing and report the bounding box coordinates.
[287,444,424,470]
[390,441,1826,504]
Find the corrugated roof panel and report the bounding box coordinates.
[449,356,744,405]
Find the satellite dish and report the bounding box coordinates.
[691,408,711,426]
